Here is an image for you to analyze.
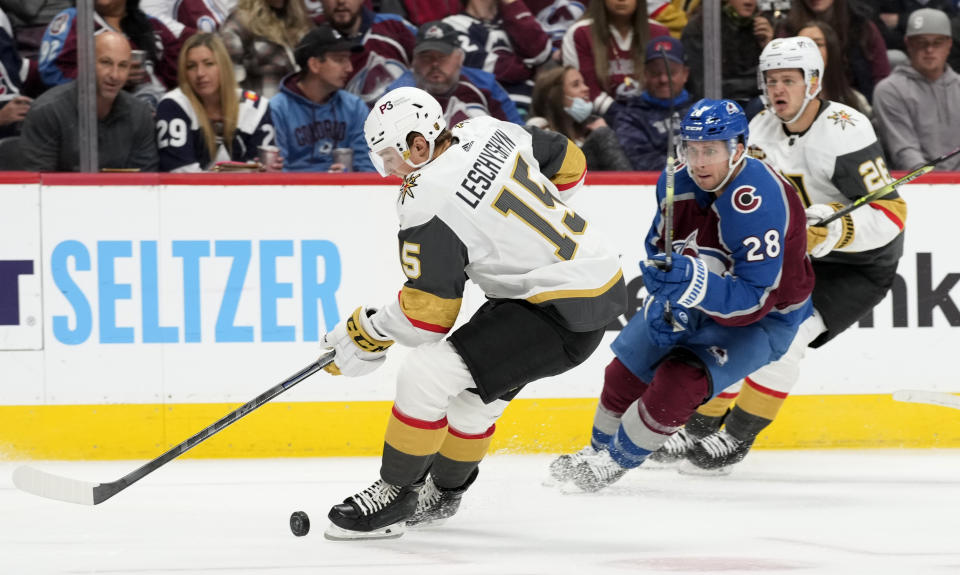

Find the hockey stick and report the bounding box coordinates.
[659,45,677,272]
[657,45,680,328]
[12,351,335,506]
[815,145,960,227]
[892,390,960,410]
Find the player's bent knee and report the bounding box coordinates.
[446,391,506,435]
[395,341,476,421]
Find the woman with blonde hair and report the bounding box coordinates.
[561,0,669,120]
[155,32,280,172]
[220,0,314,97]
[528,65,632,171]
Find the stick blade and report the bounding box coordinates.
[12,465,98,505]
[892,390,960,410]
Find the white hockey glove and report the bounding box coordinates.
[805,203,844,258]
[321,307,394,377]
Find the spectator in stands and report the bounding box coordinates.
[783,0,890,102]
[615,35,693,171]
[0,0,71,60]
[270,24,374,172]
[874,8,960,171]
[20,31,158,172]
[387,20,523,124]
[155,32,279,172]
[648,0,692,37]
[528,65,632,171]
[140,0,226,32]
[442,0,552,117]
[220,0,313,98]
[0,7,32,138]
[317,0,417,106]
[877,1,960,72]
[795,19,872,115]
[377,0,460,26]
[562,0,670,122]
[38,0,186,109]
[682,0,773,107]
[524,0,585,54]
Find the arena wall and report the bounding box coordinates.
[1,171,958,459]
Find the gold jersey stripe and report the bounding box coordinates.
[400,286,462,330]
[526,269,623,304]
[871,197,907,229]
[550,139,587,189]
[384,412,448,457]
[698,392,738,418]
[736,378,789,421]
[438,432,495,463]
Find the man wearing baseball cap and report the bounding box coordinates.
[874,8,960,171]
[269,23,375,172]
[614,36,693,171]
[385,20,523,124]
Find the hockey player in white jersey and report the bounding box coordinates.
[320,86,626,540]
[672,37,907,473]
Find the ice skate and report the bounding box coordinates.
[646,428,695,466]
[324,479,422,540]
[407,468,478,528]
[570,449,628,492]
[681,429,752,476]
[547,445,598,484]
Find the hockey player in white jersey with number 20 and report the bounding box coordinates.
[320,86,626,540]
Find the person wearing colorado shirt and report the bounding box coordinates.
[270,25,375,172]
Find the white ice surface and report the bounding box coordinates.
[2,451,960,575]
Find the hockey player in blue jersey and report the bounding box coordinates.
[548,98,816,492]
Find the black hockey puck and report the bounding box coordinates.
[290,510,310,537]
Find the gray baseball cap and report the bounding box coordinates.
[905,8,952,38]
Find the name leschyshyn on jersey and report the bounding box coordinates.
[456,128,517,208]
[748,101,906,266]
[369,115,625,347]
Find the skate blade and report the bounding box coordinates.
[640,457,683,470]
[406,517,448,529]
[678,461,733,477]
[323,521,406,541]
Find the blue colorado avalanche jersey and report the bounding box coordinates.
[645,157,814,326]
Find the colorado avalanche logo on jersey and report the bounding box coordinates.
[707,345,728,366]
[731,185,761,214]
[827,110,856,130]
[49,12,70,35]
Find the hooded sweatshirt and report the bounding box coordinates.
[873,63,960,171]
[269,73,375,173]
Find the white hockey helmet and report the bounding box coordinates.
[757,36,824,124]
[364,86,447,176]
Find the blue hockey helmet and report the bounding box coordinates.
[679,99,749,192]
[680,98,749,144]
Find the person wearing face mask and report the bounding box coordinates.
[615,36,693,171]
[528,65,632,171]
